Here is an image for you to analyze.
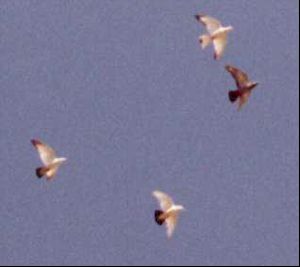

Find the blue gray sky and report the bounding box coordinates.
[0,0,299,265]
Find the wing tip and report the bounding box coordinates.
[195,13,207,24]
[152,190,160,198]
[31,139,42,147]
[214,52,220,60]
[194,14,200,21]
[195,13,205,18]
[167,232,174,239]
[152,190,167,199]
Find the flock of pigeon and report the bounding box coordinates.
[31,13,259,239]
[195,13,259,110]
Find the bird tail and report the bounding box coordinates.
[36,167,49,179]
[228,90,240,103]
[199,34,211,49]
[154,210,166,225]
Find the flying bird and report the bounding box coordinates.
[31,139,67,180]
[225,65,259,110]
[152,190,185,238]
[195,13,233,60]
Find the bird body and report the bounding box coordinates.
[212,26,233,38]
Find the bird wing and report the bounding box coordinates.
[152,191,174,212]
[166,213,178,238]
[225,65,249,88]
[213,32,227,60]
[197,14,222,34]
[31,139,56,165]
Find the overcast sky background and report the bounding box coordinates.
[0,0,299,265]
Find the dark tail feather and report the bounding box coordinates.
[36,167,48,178]
[154,210,165,225]
[229,90,240,103]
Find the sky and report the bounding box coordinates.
[0,0,299,265]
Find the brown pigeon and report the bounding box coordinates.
[225,65,258,110]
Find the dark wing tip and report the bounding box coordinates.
[225,65,232,71]
[195,13,205,22]
[214,52,221,60]
[31,139,42,147]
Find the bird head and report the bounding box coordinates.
[176,205,186,212]
[250,82,259,90]
[226,25,234,32]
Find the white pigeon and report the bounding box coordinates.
[152,190,185,238]
[31,139,67,180]
[195,13,233,60]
